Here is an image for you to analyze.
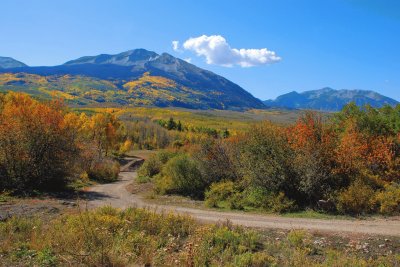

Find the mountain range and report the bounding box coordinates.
[0,49,264,110]
[0,49,398,111]
[263,87,399,111]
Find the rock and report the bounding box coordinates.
[379,244,386,248]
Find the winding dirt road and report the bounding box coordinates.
[86,160,400,237]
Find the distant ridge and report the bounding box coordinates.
[0,49,265,110]
[264,87,399,111]
[0,56,27,69]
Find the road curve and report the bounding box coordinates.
[85,161,400,237]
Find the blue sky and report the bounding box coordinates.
[1,0,399,100]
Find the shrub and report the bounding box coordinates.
[136,175,152,184]
[238,122,297,198]
[156,150,177,164]
[336,180,377,214]
[0,93,82,191]
[241,186,269,209]
[88,159,120,183]
[205,181,237,208]
[287,229,313,249]
[137,150,177,181]
[264,192,296,213]
[156,154,204,198]
[194,139,239,185]
[375,183,400,215]
[189,225,263,265]
[137,155,162,179]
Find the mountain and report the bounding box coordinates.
[264,87,399,111]
[0,49,265,110]
[0,56,27,69]
[64,49,159,66]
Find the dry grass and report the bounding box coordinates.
[1,206,398,266]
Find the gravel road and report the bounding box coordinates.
[85,160,400,237]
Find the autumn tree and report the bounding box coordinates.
[0,93,81,191]
[85,113,121,157]
[287,112,341,204]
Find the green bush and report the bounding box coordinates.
[241,187,296,212]
[137,155,161,179]
[241,186,269,209]
[156,150,177,164]
[205,181,237,208]
[156,154,204,198]
[88,159,120,183]
[264,192,296,213]
[238,122,297,199]
[336,180,377,214]
[137,150,177,181]
[375,183,400,215]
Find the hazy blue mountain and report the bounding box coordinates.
[0,56,27,69]
[264,87,399,111]
[0,49,265,110]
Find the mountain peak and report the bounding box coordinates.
[0,56,27,69]
[63,49,159,66]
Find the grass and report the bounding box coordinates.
[0,207,398,266]
[0,192,13,203]
[126,149,158,160]
[281,209,354,220]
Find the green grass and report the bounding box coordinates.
[281,209,354,220]
[0,192,13,203]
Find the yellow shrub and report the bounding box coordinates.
[375,183,400,215]
[337,180,377,214]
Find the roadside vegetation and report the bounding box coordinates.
[0,206,398,266]
[139,103,400,216]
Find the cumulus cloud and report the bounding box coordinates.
[182,35,281,67]
[172,40,180,52]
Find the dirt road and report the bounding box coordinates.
[86,160,400,237]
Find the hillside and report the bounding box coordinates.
[0,49,265,110]
[264,87,399,111]
[0,56,27,69]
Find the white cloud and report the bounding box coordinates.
[182,35,281,67]
[184,58,192,63]
[172,40,180,52]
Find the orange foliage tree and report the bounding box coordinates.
[0,93,82,191]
